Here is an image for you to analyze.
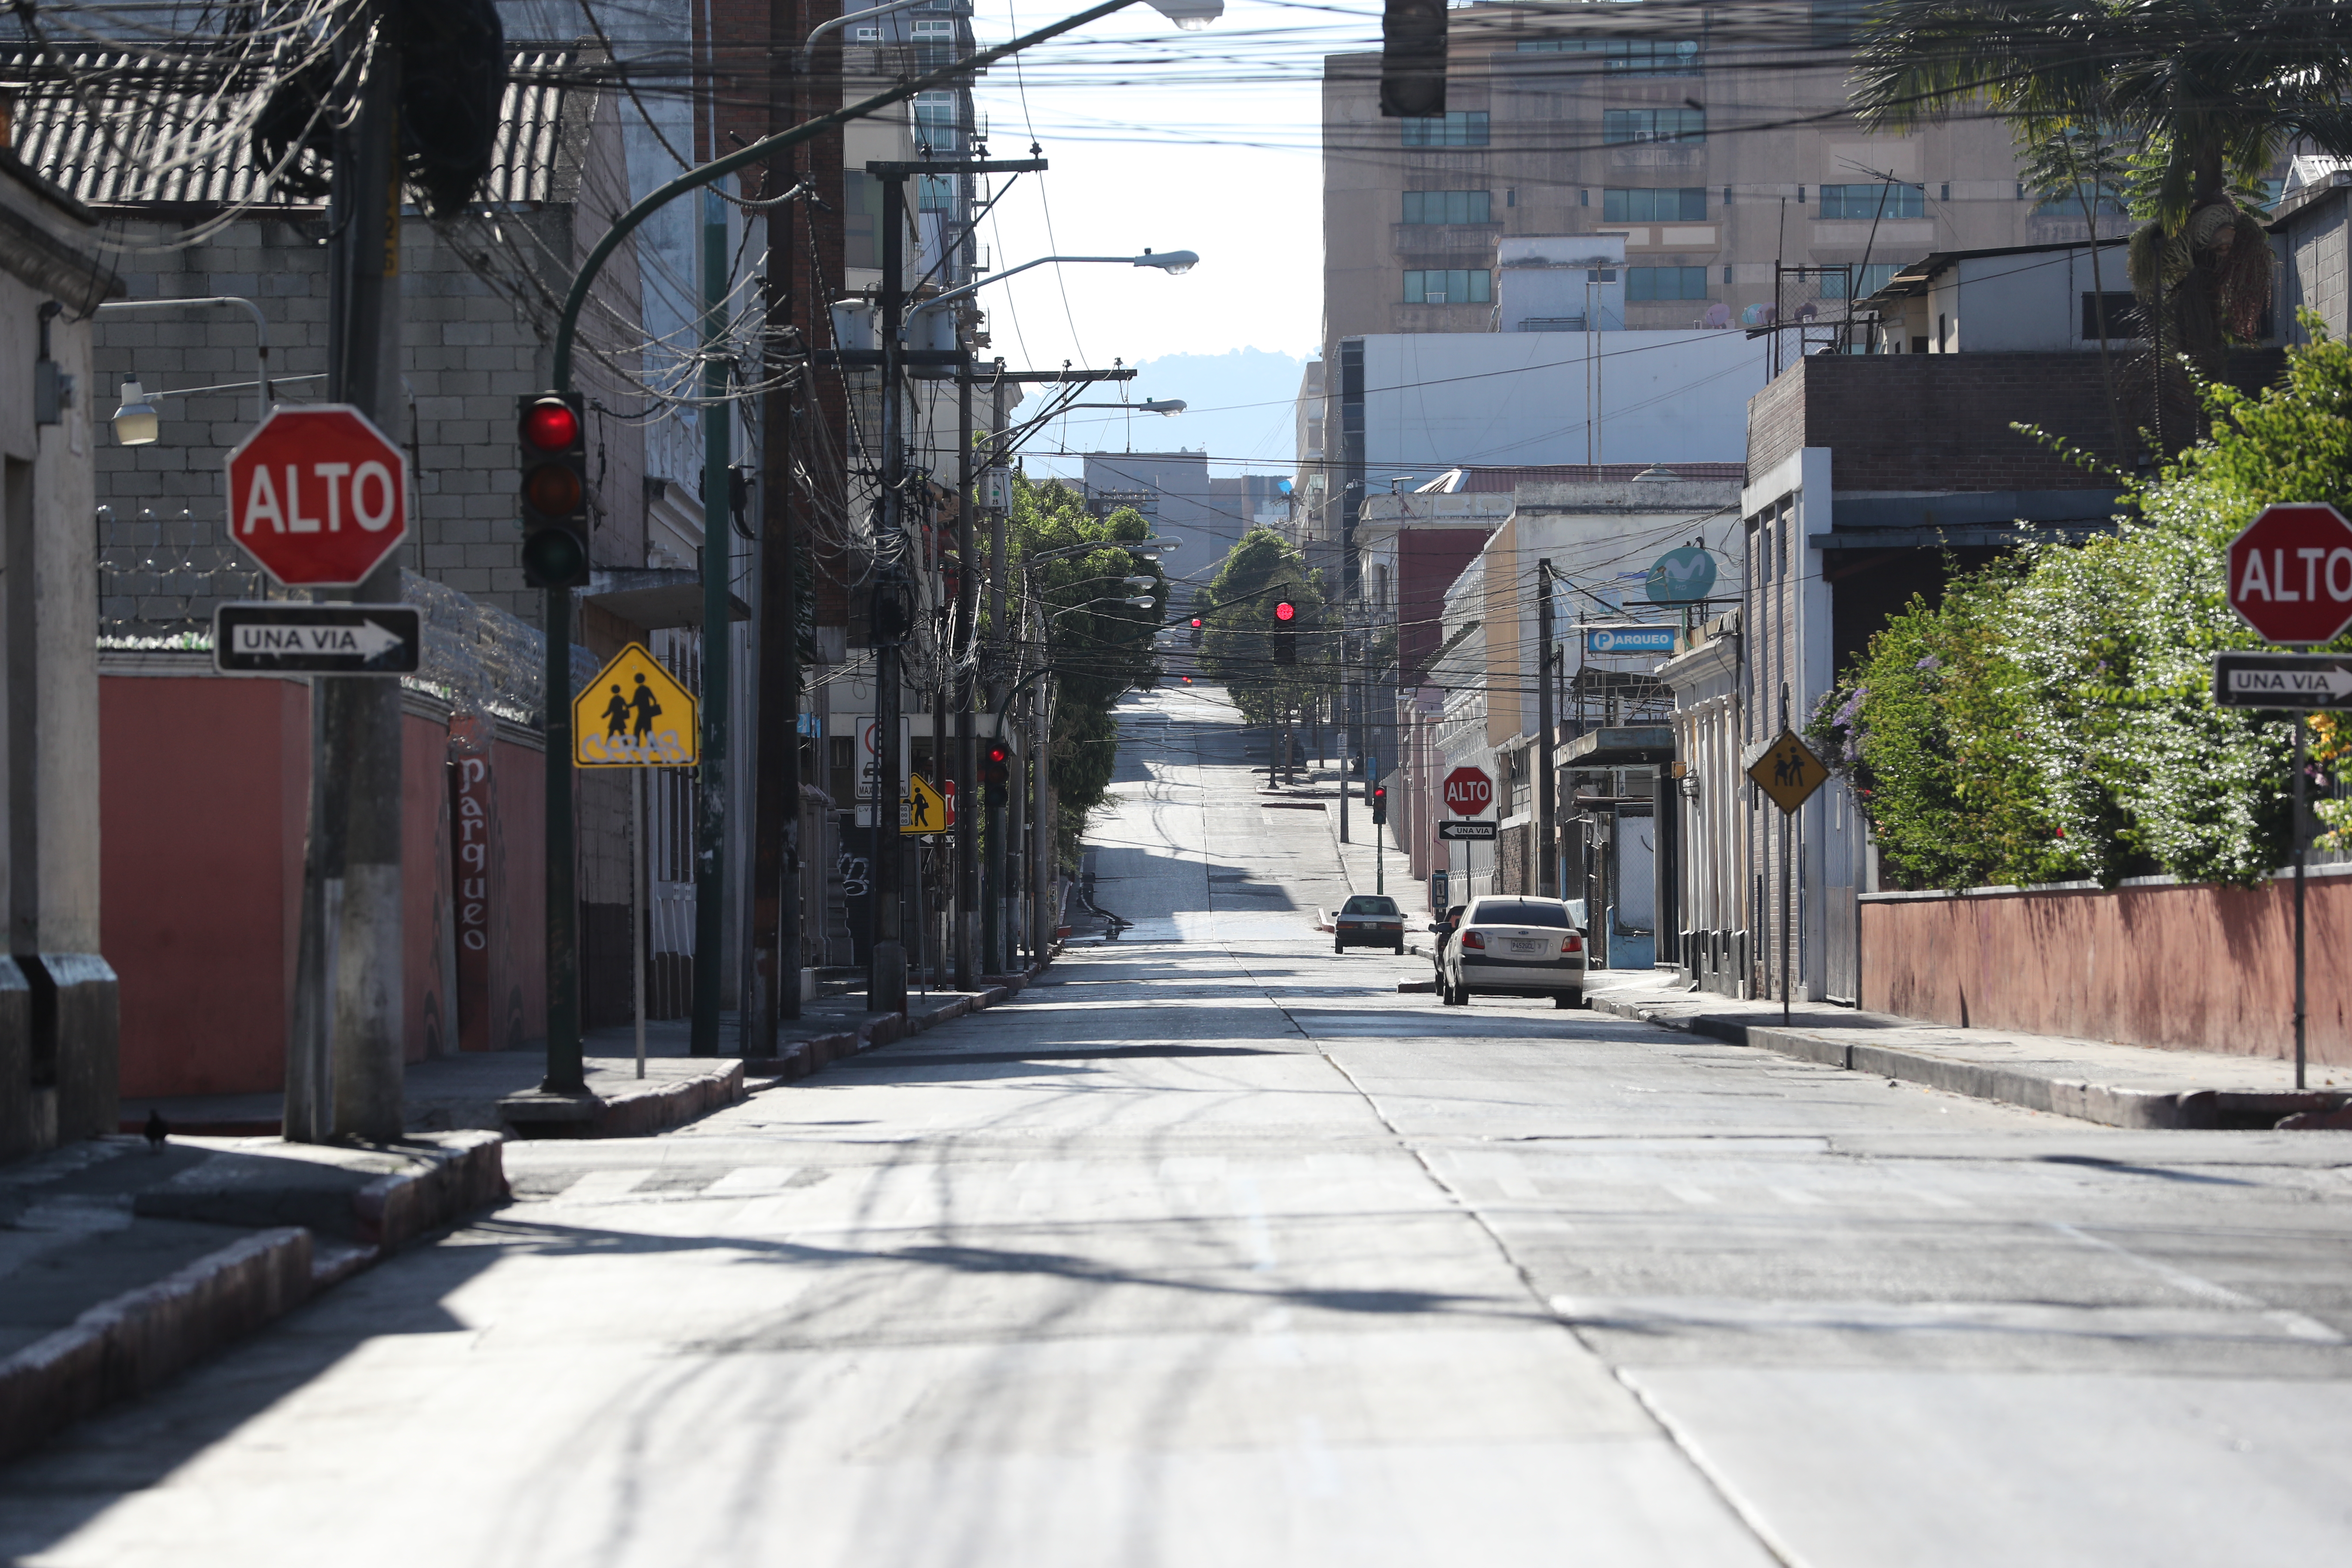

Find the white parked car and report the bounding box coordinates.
[1333,894,1406,954]
[1439,896,1586,1008]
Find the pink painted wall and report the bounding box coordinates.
[1862,874,2352,1067]
[102,675,308,1098]
[104,674,550,1097]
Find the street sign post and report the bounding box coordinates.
[2212,652,2352,710]
[1746,728,1831,1023]
[213,603,420,674]
[903,773,947,836]
[567,642,697,1083]
[223,406,410,588]
[2225,503,2352,645]
[2209,646,2352,1093]
[575,644,698,768]
[1443,766,1493,816]
[1438,819,1497,841]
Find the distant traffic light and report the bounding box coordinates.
[1190,617,1203,628]
[982,742,1011,807]
[1370,783,1387,825]
[518,392,588,587]
[1272,599,1297,665]
[1274,600,1295,622]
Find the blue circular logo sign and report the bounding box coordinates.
[1645,546,1718,604]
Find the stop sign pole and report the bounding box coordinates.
[2222,503,2352,1092]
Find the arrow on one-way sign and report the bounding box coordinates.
[214,603,422,674]
[2212,651,2352,710]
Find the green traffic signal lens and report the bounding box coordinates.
[522,526,588,585]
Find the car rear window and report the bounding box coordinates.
[1342,896,1398,915]
[1470,899,1571,928]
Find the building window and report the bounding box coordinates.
[1603,186,1707,222]
[1724,265,1733,284]
[1819,183,1925,219]
[2032,185,2129,217]
[843,170,883,269]
[1516,37,1700,74]
[912,18,953,37]
[914,92,961,153]
[1402,190,1492,225]
[1626,266,1709,301]
[1603,107,1705,145]
[1404,269,1492,304]
[917,173,957,212]
[2080,292,2147,340]
[1819,263,1899,298]
[852,24,879,40]
[1401,111,1490,147]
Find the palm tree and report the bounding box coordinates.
[2018,123,2134,447]
[1852,0,2352,381]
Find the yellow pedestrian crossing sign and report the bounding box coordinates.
[1747,728,1829,814]
[902,773,946,836]
[575,643,698,767]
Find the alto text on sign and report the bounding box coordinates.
[1443,766,1493,816]
[223,405,410,587]
[2225,503,2352,645]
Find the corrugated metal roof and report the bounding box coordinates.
[7,49,584,210]
[1423,463,1746,493]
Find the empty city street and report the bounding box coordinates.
[5,686,2349,1567]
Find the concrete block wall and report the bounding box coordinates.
[92,205,650,635]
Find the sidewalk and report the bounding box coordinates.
[10,964,1045,1465]
[123,977,1041,1141]
[1584,970,2352,1131]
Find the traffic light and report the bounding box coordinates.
[1371,783,1388,825]
[981,742,1011,807]
[1274,600,1295,622]
[1189,616,1204,649]
[1271,599,1297,665]
[518,392,589,587]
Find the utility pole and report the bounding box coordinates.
[292,3,404,1139]
[748,0,806,1046]
[870,168,912,1014]
[1338,617,1352,844]
[984,377,1008,975]
[1536,559,1555,898]
[691,191,733,1054]
[954,364,977,989]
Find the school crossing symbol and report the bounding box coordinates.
[574,643,698,767]
[1746,728,1830,814]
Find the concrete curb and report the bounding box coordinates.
[741,969,1041,1086]
[0,1131,509,1463]
[499,1062,747,1139]
[1587,993,2352,1130]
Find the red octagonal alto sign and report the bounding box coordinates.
[1443,766,1492,817]
[224,406,410,588]
[2226,502,2352,646]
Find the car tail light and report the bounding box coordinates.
[1561,934,1582,953]
[1460,930,1485,949]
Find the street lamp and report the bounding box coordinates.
[803,0,1220,67]
[910,249,1200,327]
[110,382,160,447]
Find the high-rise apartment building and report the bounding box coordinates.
[1311,5,2079,575]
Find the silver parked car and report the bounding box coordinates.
[1333,894,1406,954]
[1439,895,1587,1008]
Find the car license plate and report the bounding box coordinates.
[1510,938,1543,953]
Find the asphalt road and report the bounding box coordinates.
[5,683,2351,1566]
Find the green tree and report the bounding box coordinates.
[1813,324,2352,890]
[1006,477,1164,866]
[1196,527,1341,731]
[1852,0,2352,373]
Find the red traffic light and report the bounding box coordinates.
[1274,601,1295,622]
[1372,785,1386,800]
[520,398,581,452]
[1190,617,1203,628]
[986,743,1010,766]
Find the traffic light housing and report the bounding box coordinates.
[1189,616,1204,649]
[1371,783,1388,825]
[518,392,589,587]
[981,741,1011,808]
[1271,600,1297,666]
